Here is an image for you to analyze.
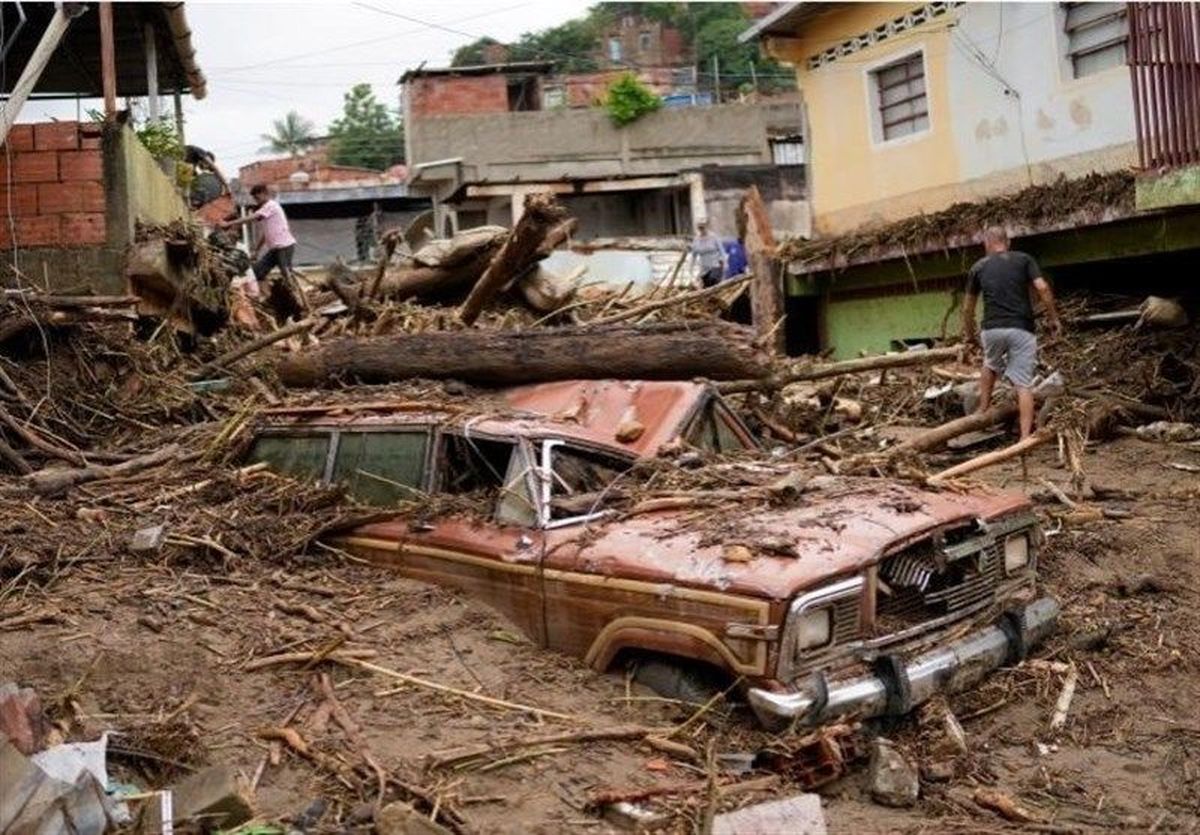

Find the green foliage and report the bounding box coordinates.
[509,17,603,72]
[135,118,183,160]
[451,37,502,67]
[604,73,661,126]
[261,111,316,157]
[327,83,404,171]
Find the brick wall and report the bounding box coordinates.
[407,75,511,117]
[0,121,107,250]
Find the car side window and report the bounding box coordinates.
[546,444,626,522]
[331,431,429,506]
[248,433,330,483]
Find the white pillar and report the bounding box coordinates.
[145,23,161,121]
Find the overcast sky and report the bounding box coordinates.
[24,0,595,170]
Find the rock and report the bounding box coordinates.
[921,759,957,783]
[129,524,166,554]
[942,709,968,755]
[0,682,48,755]
[722,544,754,563]
[712,793,826,835]
[140,764,253,832]
[868,737,919,808]
[602,801,671,832]
[375,801,454,835]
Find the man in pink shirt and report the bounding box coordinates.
[221,184,306,318]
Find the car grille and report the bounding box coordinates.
[831,595,861,645]
[876,540,1000,634]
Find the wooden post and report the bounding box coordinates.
[99,2,117,119]
[0,7,74,144]
[144,23,160,121]
[738,185,784,355]
[173,90,185,144]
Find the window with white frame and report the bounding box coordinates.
[1063,2,1129,78]
[871,52,928,142]
[608,37,622,61]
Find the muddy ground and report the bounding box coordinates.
[2,434,1198,833]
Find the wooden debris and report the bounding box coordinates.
[428,725,658,771]
[188,316,318,380]
[721,346,962,394]
[459,192,569,325]
[928,431,1053,483]
[24,444,182,497]
[1048,663,1079,734]
[973,788,1042,823]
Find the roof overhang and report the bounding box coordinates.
[738,2,842,43]
[1,2,206,100]
[275,183,412,205]
[399,61,555,84]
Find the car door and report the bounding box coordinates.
[396,430,547,645]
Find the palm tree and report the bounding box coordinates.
[260,111,316,157]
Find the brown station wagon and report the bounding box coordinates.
[248,380,1058,728]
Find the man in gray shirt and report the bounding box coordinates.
[962,226,1062,440]
[690,221,728,288]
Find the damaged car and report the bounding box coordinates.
[247,380,1058,728]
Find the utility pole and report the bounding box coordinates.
[712,55,720,103]
[750,62,758,96]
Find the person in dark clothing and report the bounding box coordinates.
[962,226,1062,440]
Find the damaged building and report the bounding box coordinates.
[0,2,207,295]
[401,61,809,242]
[742,1,1200,357]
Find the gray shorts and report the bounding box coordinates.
[981,328,1037,388]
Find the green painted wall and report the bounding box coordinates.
[1136,164,1200,212]
[826,288,958,358]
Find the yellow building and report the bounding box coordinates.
[741,2,1200,357]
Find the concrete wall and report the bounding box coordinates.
[408,101,802,183]
[701,164,810,238]
[1,121,189,293]
[766,2,1136,236]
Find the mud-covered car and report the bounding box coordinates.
[247,380,1057,728]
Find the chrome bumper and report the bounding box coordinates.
[748,597,1059,729]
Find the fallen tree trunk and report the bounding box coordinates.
[720,346,963,394]
[277,321,772,388]
[459,193,569,325]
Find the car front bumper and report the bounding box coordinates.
[747,596,1059,729]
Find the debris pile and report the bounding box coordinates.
[779,170,1136,270]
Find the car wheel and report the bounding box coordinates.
[629,655,730,708]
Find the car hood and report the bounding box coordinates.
[543,476,1031,601]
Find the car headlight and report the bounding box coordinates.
[1004,533,1030,574]
[795,607,832,650]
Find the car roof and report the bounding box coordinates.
[257,379,713,459]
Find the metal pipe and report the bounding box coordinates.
[99,1,116,119]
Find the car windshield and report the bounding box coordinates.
[544,443,629,524]
[685,400,751,454]
[438,432,538,527]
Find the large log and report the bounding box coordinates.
[459,193,569,325]
[277,321,772,388]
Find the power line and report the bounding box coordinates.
[214,2,536,74]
